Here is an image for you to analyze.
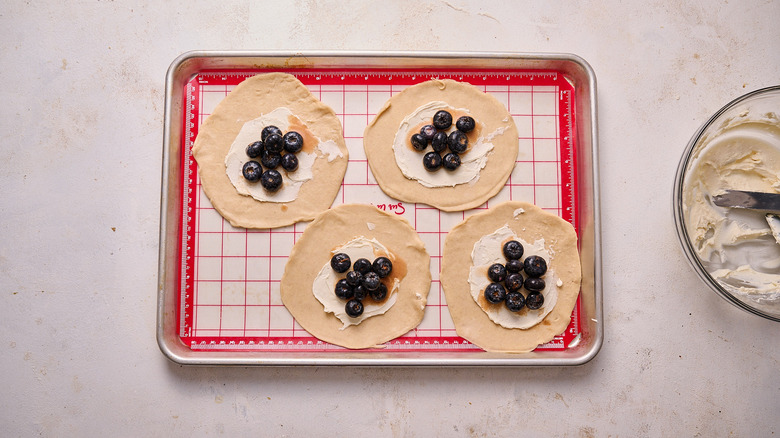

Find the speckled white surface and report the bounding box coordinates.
[2,1,779,436]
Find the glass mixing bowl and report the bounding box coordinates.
[673,85,780,322]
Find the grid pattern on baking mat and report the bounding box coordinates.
[177,68,580,352]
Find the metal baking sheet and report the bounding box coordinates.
[157,51,602,366]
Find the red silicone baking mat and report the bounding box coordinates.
[177,68,580,352]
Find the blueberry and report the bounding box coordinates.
[420,124,437,141]
[447,130,468,154]
[523,255,547,277]
[422,152,442,171]
[525,292,544,310]
[261,125,282,142]
[505,273,524,292]
[410,133,428,151]
[431,131,448,153]
[260,168,282,191]
[330,253,351,273]
[353,258,372,275]
[264,133,284,153]
[432,110,453,130]
[345,270,363,287]
[334,279,354,300]
[503,240,524,260]
[506,259,523,274]
[442,153,461,171]
[524,277,545,292]
[242,161,262,182]
[282,131,303,153]
[280,153,299,172]
[487,263,507,283]
[345,299,364,317]
[246,140,264,158]
[505,291,526,312]
[370,283,388,301]
[260,150,281,169]
[484,282,506,304]
[372,257,393,278]
[362,271,381,291]
[456,115,476,133]
[353,285,368,301]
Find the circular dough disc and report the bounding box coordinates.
[441,201,582,353]
[363,79,519,212]
[192,73,349,229]
[280,204,431,349]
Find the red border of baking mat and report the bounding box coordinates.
[177,68,580,352]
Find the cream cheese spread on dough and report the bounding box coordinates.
[224,107,342,203]
[467,224,559,329]
[313,236,399,329]
[393,101,505,188]
[682,110,780,304]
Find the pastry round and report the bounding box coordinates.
[280,204,431,349]
[363,79,518,212]
[441,201,582,353]
[191,73,348,229]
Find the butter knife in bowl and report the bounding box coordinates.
[711,190,780,214]
[712,190,780,245]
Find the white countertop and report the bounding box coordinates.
[2,1,779,435]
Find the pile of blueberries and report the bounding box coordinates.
[484,240,548,312]
[241,125,304,192]
[330,253,394,318]
[409,110,475,172]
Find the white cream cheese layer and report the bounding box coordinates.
[392,101,505,188]
[467,224,559,329]
[225,107,342,203]
[682,111,780,302]
[313,237,399,329]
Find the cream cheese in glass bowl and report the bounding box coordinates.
[674,85,780,321]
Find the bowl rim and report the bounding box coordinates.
[673,85,780,322]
